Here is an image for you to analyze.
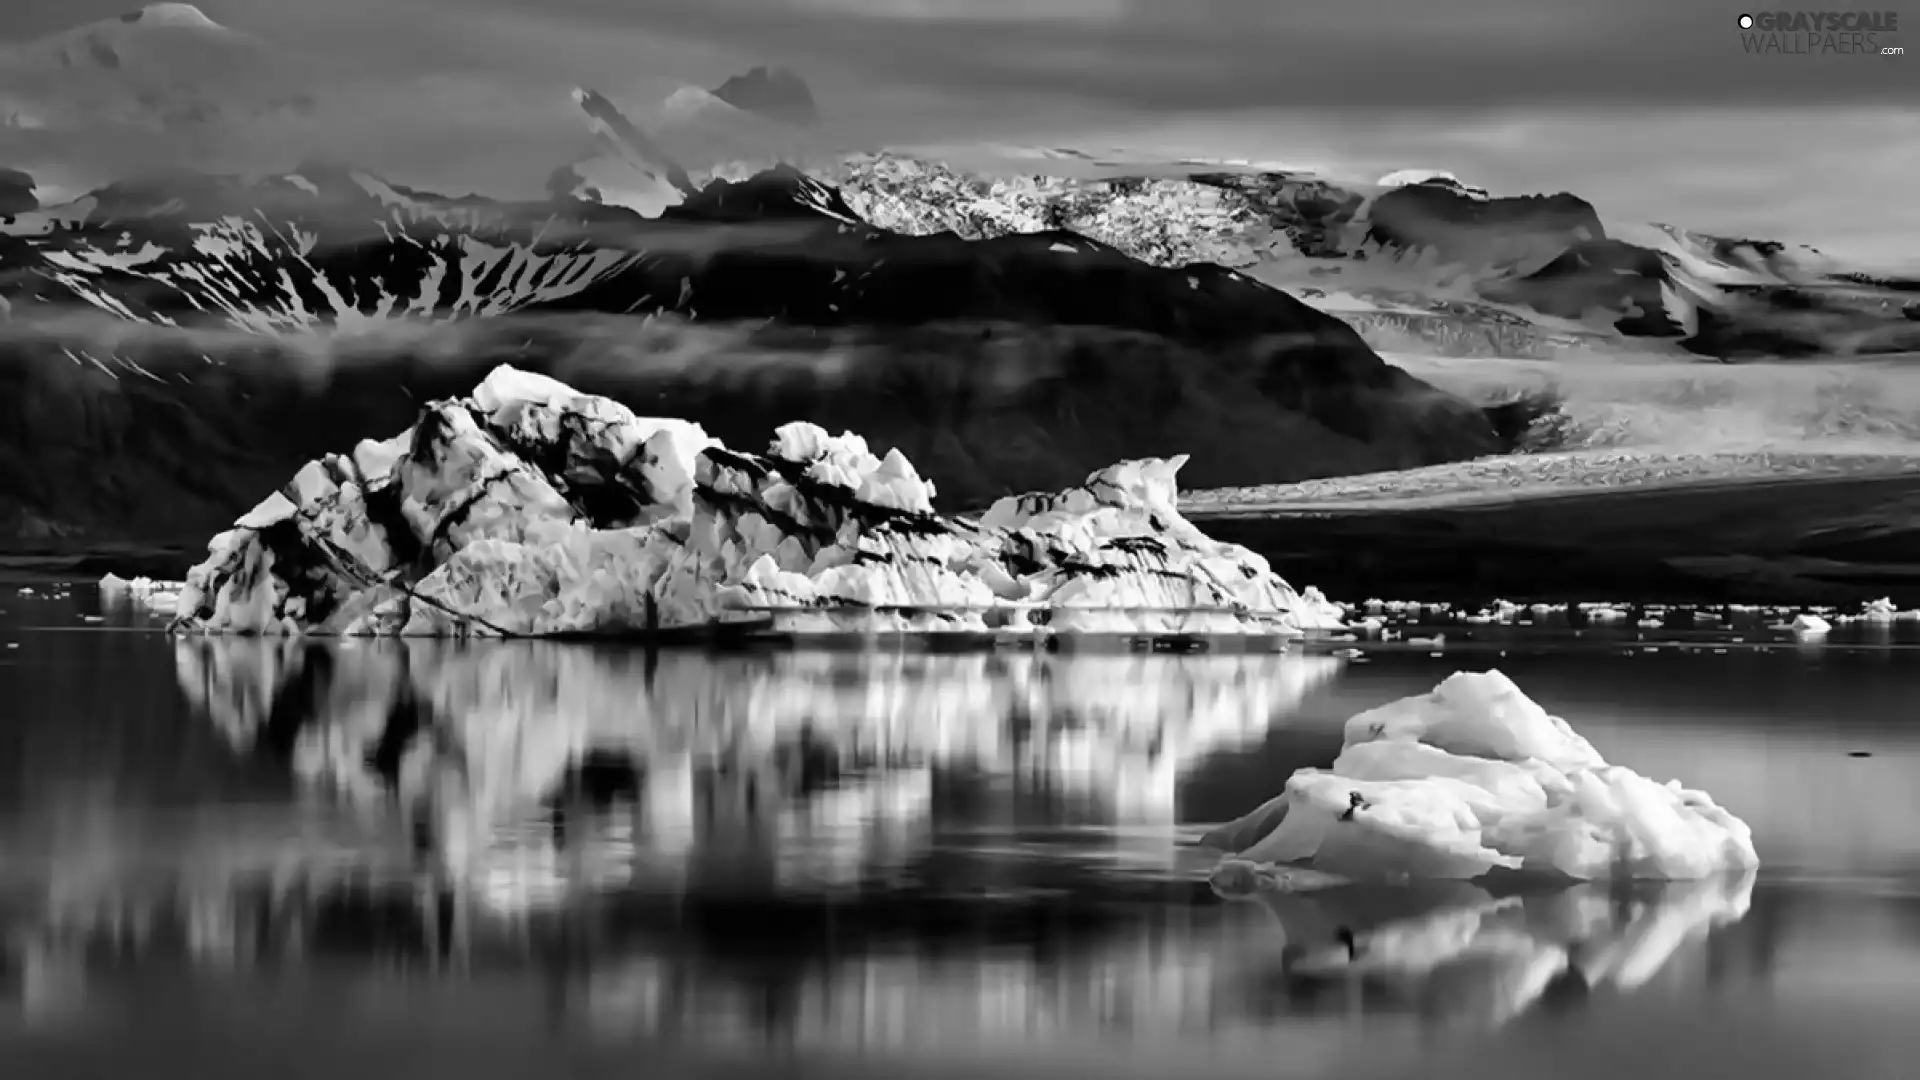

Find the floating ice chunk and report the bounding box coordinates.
[1791,613,1831,636]
[1860,598,1898,623]
[97,573,186,617]
[1207,671,1758,881]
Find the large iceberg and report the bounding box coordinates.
[169,365,1344,638]
[1204,671,1759,881]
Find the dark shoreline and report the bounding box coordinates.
[1189,472,1920,607]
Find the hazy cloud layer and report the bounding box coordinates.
[11,0,1910,108]
[2,0,1914,266]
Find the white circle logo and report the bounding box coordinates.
[1738,13,1754,27]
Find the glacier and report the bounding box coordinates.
[169,364,1346,639]
[1203,670,1759,882]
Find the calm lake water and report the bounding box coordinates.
[3,582,1920,1079]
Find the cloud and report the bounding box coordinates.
[15,0,1910,113]
[289,0,1910,111]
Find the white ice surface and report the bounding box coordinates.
[169,364,1340,638]
[1206,671,1759,881]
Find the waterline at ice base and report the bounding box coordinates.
[163,364,1348,641]
[1205,671,1760,884]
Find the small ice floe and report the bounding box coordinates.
[1860,598,1898,624]
[1355,617,1385,636]
[1407,633,1446,648]
[1636,618,1664,630]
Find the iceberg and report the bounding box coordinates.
[168,364,1342,639]
[1203,670,1759,881]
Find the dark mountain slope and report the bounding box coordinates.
[0,164,1508,552]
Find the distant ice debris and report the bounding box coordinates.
[98,572,184,615]
[1202,670,1759,881]
[167,365,1343,639]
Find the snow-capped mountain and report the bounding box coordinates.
[549,87,1916,361]
[548,87,699,215]
[710,66,819,126]
[0,166,33,215]
[813,151,1920,360]
[6,5,1908,364]
[553,77,829,208]
[0,4,310,134]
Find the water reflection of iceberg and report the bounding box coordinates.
[5,641,1773,1050]
[2,866,1764,1050]
[170,640,1345,902]
[1218,870,1758,1029]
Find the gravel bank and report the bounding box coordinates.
[1183,450,1920,511]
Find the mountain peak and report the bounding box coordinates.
[120,3,223,28]
[662,85,739,121]
[709,66,818,126]
[0,167,36,216]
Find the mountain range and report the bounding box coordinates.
[0,146,1504,548]
[0,4,1910,561]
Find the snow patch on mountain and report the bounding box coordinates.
[1376,169,1489,200]
[170,365,1343,639]
[9,177,652,332]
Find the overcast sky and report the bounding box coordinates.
[4,0,1915,266]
